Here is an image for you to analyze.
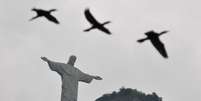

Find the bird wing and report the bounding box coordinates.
[84,8,100,25]
[29,16,40,21]
[97,26,111,35]
[151,38,168,58]
[45,14,59,24]
[160,30,169,34]
[49,9,57,12]
[137,38,148,43]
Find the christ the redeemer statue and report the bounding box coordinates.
[41,55,102,101]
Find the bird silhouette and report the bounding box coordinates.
[30,8,59,24]
[137,30,169,58]
[84,8,111,35]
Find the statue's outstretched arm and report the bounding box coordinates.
[41,56,63,73]
[93,75,103,80]
[41,57,51,62]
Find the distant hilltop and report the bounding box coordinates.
[96,87,162,101]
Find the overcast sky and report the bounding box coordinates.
[1,0,201,101]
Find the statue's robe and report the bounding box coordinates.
[47,60,94,101]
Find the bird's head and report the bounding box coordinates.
[145,30,154,36]
[85,7,90,11]
[31,7,38,11]
[84,7,90,13]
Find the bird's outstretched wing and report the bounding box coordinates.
[45,15,59,24]
[137,38,148,43]
[151,38,168,58]
[161,30,169,34]
[29,16,40,21]
[49,9,57,12]
[84,8,100,25]
[159,30,169,36]
[97,26,111,35]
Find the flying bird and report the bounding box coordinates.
[30,8,59,24]
[84,8,111,35]
[137,30,169,58]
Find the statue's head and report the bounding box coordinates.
[67,55,77,66]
